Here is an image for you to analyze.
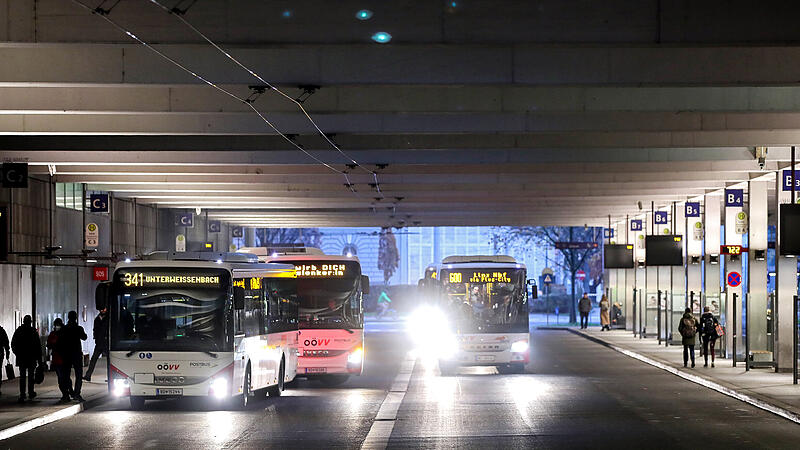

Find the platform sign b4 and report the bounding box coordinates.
[725,189,744,208]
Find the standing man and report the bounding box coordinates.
[578,293,592,329]
[60,311,87,402]
[0,323,9,396]
[11,315,41,403]
[83,308,108,382]
[47,318,71,403]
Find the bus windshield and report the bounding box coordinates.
[439,268,528,333]
[282,260,362,329]
[110,267,232,352]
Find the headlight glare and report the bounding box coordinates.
[511,340,529,353]
[210,377,228,399]
[347,347,364,365]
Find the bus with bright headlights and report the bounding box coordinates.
[416,255,530,374]
[239,246,369,386]
[95,252,300,409]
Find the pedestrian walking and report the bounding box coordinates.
[59,311,87,402]
[46,318,72,403]
[599,295,611,331]
[83,308,108,382]
[0,323,9,396]
[578,293,592,329]
[11,315,41,403]
[699,306,720,368]
[678,308,699,368]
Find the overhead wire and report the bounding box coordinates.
[146,0,386,199]
[68,0,361,195]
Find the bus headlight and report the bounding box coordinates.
[113,378,130,397]
[210,377,228,399]
[511,340,529,353]
[347,347,364,365]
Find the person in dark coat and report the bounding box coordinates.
[678,308,699,369]
[11,315,41,403]
[59,311,87,401]
[46,318,72,403]
[0,324,9,395]
[83,308,108,382]
[577,293,592,329]
[699,306,720,368]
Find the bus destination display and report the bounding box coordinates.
[295,264,347,278]
[446,271,513,284]
[121,272,221,287]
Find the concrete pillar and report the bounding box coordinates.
[686,200,703,314]
[670,203,686,344]
[775,173,798,372]
[433,227,443,264]
[633,215,647,334]
[703,194,722,349]
[747,180,769,362]
[245,227,256,247]
[724,190,744,359]
[622,220,635,331]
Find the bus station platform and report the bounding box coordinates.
[0,364,107,439]
[570,328,800,423]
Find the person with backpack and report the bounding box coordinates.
[699,306,720,368]
[11,315,41,403]
[59,311,87,402]
[678,308,699,368]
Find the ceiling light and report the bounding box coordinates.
[281,10,292,18]
[355,9,373,20]
[371,32,391,43]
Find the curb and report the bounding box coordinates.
[0,392,108,441]
[564,328,800,425]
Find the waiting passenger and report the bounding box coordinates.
[699,306,720,368]
[678,308,699,369]
[599,295,610,331]
[11,315,41,403]
[578,293,591,329]
[60,311,87,401]
[46,318,71,403]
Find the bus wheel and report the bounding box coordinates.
[233,365,252,409]
[129,396,145,410]
[267,359,285,397]
[319,375,349,387]
[510,363,526,374]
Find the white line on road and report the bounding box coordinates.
[361,351,417,450]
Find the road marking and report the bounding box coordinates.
[361,351,417,450]
[0,403,83,441]
[570,329,800,425]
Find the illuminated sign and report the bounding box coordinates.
[122,272,220,287]
[295,264,347,278]
[720,245,748,255]
[445,271,514,284]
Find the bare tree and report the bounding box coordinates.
[377,228,399,284]
[256,228,322,248]
[492,226,602,323]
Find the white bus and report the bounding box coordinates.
[416,255,531,374]
[240,246,368,385]
[96,252,300,409]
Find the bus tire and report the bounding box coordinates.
[510,362,526,374]
[129,396,145,410]
[267,359,285,397]
[438,360,455,376]
[232,364,252,409]
[318,375,349,387]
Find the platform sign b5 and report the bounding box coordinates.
[685,202,700,218]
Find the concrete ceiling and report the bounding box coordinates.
[2,1,800,228]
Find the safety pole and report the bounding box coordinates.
[732,292,738,367]
[657,290,662,345]
[794,295,798,385]
[745,293,750,372]
[665,290,670,347]
[632,288,637,337]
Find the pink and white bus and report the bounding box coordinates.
[240,247,369,386]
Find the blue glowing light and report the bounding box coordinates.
[371,31,392,43]
[281,9,292,18]
[450,1,458,7]
[356,9,373,20]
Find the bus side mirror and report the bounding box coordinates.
[95,282,110,310]
[530,285,538,299]
[361,276,370,295]
[233,286,245,310]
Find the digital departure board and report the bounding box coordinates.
[720,245,748,255]
[444,271,515,284]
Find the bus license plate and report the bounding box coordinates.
[306,368,327,374]
[476,355,495,362]
[156,388,183,396]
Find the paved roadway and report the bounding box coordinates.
[4,324,800,449]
